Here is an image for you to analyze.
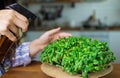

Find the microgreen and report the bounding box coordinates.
[40,36,116,78]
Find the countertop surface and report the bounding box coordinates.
[1,62,120,78]
[28,26,120,31]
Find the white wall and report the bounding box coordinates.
[62,0,120,26]
[27,0,120,27]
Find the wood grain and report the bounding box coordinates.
[1,62,120,78]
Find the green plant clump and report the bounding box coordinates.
[40,36,116,78]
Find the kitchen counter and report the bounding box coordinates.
[1,62,51,78]
[28,26,120,31]
[1,61,120,78]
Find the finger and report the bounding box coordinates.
[3,30,17,41]
[51,35,59,42]
[47,27,61,35]
[14,10,28,22]
[13,16,28,32]
[58,32,72,38]
[51,32,72,42]
[9,24,19,37]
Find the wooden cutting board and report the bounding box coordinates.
[41,63,113,78]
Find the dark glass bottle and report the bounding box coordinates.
[0,35,16,62]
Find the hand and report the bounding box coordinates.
[0,9,28,41]
[29,27,72,57]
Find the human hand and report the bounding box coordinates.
[37,27,72,49]
[29,27,72,57]
[0,9,28,41]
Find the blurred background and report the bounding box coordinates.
[17,0,120,63]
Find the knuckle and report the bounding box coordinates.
[24,18,28,23]
[0,27,7,35]
[4,21,11,27]
[6,16,15,23]
[8,10,15,18]
[9,10,15,14]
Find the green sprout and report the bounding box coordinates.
[40,36,116,78]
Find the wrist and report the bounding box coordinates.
[29,39,43,57]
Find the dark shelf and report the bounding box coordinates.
[21,0,83,5]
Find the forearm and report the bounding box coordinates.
[29,39,44,58]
